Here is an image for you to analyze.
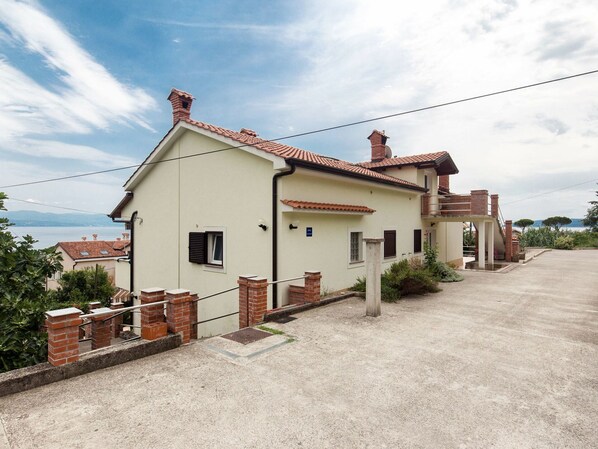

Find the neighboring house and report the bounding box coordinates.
[110,88,503,337]
[48,235,131,292]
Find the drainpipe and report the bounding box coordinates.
[111,210,137,306]
[272,163,296,309]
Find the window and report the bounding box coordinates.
[80,251,89,256]
[207,232,223,266]
[414,229,422,253]
[100,250,109,255]
[424,174,429,190]
[384,230,396,258]
[189,230,225,267]
[350,231,363,263]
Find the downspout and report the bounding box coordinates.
[272,163,296,309]
[111,210,137,306]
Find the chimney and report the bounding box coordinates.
[122,233,129,240]
[167,88,194,125]
[92,234,98,241]
[368,130,389,162]
[81,236,87,241]
[439,175,450,193]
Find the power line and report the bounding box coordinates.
[5,197,105,214]
[1,68,597,190]
[502,178,598,205]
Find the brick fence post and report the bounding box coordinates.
[166,289,192,344]
[304,271,321,303]
[190,293,198,340]
[140,288,167,341]
[45,307,82,366]
[490,194,499,218]
[110,302,124,338]
[421,194,430,216]
[505,220,513,262]
[471,190,489,215]
[247,277,268,327]
[90,308,113,350]
[238,274,256,329]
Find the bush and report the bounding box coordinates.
[554,235,574,250]
[352,259,439,302]
[572,230,598,248]
[424,242,463,282]
[518,227,557,248]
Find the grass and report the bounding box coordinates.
[257,325,285,335]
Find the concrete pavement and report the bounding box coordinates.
[0,249,597,448]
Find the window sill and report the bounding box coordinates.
[348,261,364,269]
[203,264,226,274]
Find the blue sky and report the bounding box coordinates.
[0,0,597,220]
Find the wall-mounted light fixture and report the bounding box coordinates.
[289,220,299,230]
[258,219,268,231]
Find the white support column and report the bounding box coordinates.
[478,221,486,269]
[364,238,384,317]
[487,221,495,265]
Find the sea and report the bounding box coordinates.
[9,226,126,249]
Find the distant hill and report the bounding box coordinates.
[531,218,585,228]
[0,210,120,227]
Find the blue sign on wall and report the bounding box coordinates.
[306,227,313,237]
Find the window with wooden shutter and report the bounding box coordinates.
[383,230,396,258]
[189,232,207,264]
[414,229,422,253]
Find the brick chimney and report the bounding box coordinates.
[122,232,129,240]
[81,236,87,241]
[439,175,450,193]
[167,88,194,125]
[92,234,98,241]
[368,130,389,162]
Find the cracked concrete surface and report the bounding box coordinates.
[0,250,596,448]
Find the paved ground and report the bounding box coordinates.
[1,250,597,449]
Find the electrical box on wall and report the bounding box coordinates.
[306,227,313,237]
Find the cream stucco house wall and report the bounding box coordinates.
[111,89,465,337]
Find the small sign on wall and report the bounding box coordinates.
[306,227,313,237]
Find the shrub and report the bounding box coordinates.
[518,227,557,248]
[572,230,598,248]
[423,242,463,282]
[554,235,574,250]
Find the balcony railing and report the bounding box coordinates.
[422,190,499,218]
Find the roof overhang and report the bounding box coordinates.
[109,192,133,219]
[281,199,375,215]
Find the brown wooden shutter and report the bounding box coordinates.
[414,229,422,253]
[189,232,207,264]
[384,230,396,258]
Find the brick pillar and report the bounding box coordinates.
[45,307,82,366]
[83,301,102,338]
[140,288,167,341]
[471,190,489,215]
[166,289,192,344]
[439,175,450,192]
[304,271,321,303]
[505,220,513,262]
[490,194,499,218]
[90,308,113,350]
[110,302,124,338]
[421,194,430,216]
[238,274,256,329]
[190,293,198,340]
[238,276,267,328]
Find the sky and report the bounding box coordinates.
[0,0,597,221]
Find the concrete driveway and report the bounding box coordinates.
[1,250,597,449]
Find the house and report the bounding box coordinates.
[110,88,504,337]
[48,234,131,292]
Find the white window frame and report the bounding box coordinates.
[348,229,364,267]
[204,226,226,273]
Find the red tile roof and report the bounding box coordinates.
[183,119,424,191]
[57,241,129,261]
[281,199,375,214]
[359,151,447,168]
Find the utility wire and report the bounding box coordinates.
[502,178,598,206]
[5,197,105,214]
[1,68,597,190]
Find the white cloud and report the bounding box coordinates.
[0,0,157,140]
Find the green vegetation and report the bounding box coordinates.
[257,325,285,335]
[514,218,534,233]
[553,235,575,250]
[423,243,464,283]
[49,266,115,311]
[542,216,572,232]
[519,227,598,250]
[583,186,597,232]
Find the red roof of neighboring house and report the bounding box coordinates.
[359,151,459,175]
[281,199,375,214]
[57,241,129,261]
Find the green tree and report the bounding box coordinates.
[51,265,115,310]
[514,218,535,233]
[582,187,598,232]
[0,193,62,372]
[542,216,572,232]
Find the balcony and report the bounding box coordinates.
[421,189,500,221]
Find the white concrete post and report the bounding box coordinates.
[364,238,384,317]
[478,221,486,269]
[487,221,495,265]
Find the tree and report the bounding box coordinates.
[50,265,115,310]
[542,216,572,232]
[0,193,62,372]
[514,218,535,233]
[582,187,598,232]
